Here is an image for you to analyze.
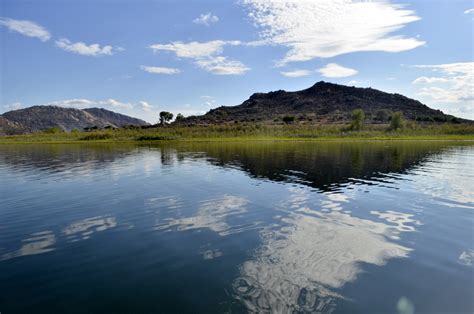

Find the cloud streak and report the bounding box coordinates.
[56,38,122,57]
[0,17,51,41]
[141,65,181,74]
[149,40,249,75]
[280,69,312,77]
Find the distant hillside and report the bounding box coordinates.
[0,116,27,135]
[180,81,463,125]
[0,106,149,135]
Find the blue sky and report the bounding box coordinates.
[1,0,473,123]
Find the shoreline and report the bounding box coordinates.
[1,135,474,145]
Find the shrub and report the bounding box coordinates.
[80,133,112,141]
[433,116,447,122]
[389,112,405,130]
[43,127,63,134]
[450,116,462,124]
[282,115,295,124]
[374,109,390,122]
[350,109,365,130]
[136,135,175,141]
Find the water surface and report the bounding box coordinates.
[0,141,473,313]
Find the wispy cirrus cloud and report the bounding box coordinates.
[56,38,123,57]
[193,12,219,26]
[149,40,249,75]
[140,65,181,74]
[464,8,474,14]
[242,0,424,65]
[318,63,358,78]
[0,17,51,41]
[412,62,474,119]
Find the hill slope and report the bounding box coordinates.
[0,106,149,135]
[181,81,459,124]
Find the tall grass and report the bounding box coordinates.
[1,122,473,143]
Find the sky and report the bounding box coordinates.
[0,0,473,123]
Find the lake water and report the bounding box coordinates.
[0,141,473,313]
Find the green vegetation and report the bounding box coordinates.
[80,133,112,141]
[390,111,406,130]
[351,109,365,130]
[43,127,63,134]
[176,113,185,121]
[1,122,473,144]
[282,115,296,124]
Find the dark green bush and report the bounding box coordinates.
[136,135,175,141]
[80,133,112,140]
[282,115,295,124]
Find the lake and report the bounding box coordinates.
[0,141,473,313]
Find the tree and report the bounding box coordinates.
[282,115,295,124]
[159,111,174,125]
[390,111,405,130]
[374,109,390,122]
[351,109,365,130]
[175,113,184,121]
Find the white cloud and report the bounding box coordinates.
[242,0,424,65]
[464,8,474,14]
[193,12,219,26]
[100,99,134,110]
[150,40,249,75]
[195,56,249,75]
[39,98,134,110]
[412,76,449,84]
[150,40,240,59]
[412,62,474,119]
[4,102,24,111]
[140,65,181,74]
[139,101,154,112]
[318,63,358,78]
[56,38,121,56]
[280,69,312,77]
[0,17,51,42]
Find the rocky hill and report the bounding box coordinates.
[0,106,149,135]
[180,81,462,125]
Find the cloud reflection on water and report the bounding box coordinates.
[63,216,117,241]
[155,195,252,236]
[1,216,117,261]
[232,188,418,313]
[0,231,56,261]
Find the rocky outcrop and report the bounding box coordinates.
[180,81,463,124]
